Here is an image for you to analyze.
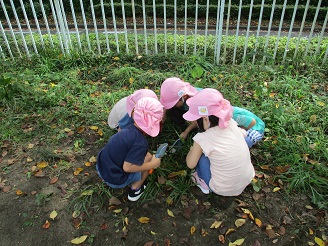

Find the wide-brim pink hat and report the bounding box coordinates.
[133,97,164,137]
[183,88,233,128]
[126,89,158,116]
[160,77,198,109]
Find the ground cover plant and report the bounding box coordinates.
[0,50,327,246]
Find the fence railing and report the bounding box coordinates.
[0,0,327,65]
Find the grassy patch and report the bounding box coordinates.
[0,49,327,210]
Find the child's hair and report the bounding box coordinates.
[197,115,219,133]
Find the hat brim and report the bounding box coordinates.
[182,111,201,122]
[160,98,180,110]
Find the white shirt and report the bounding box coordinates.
[193,119,255,196]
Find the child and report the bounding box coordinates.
[232,106,265,148]
[97,97,164,201]
[183,88,255,196]
[159,77,199,140]
[108,89,158,131]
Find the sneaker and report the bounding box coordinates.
[191,172,211,194]
[128,184,146,201]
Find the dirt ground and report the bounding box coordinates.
[0,137,327,246]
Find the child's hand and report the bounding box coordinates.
[150,155,161,169]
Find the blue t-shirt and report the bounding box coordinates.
[118,113,135,130]
[232,106,265,133]
[97,124,148,185]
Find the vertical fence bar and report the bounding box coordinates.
[153,0,158,54]
[90,0,101,54]
[39,0,54,48]
[174,0,177,53]
[203,0,210,56]
[293,0,310,60]
[193,0,199,56]
[49,0,65,54]
[110,0,119,54]
[283,0,299,63]
[214,0,221,63]
[263,0,276,63]
[1,1,21,57]
[62,1,73,48]
[131,0,139,54]
[29,0,44,48]
[80,0,91,51]
[54,0,70,54]
[223,0,231,63]
[323,45,328,64]
[142,0,148,54]
[183,0,187,55]
[273,0,287,61]
[215,0,225,65]
[242,0,253,64]
[19,0,38,54]
[164,0,167,54]
[9,0,30,56]
[315,10,328,57]
[100,0,109,53]
[70,0,82,50]
[121,0,129,53]
[252,0,264,64]
[232,0,242,64]
[0,44,4,59]
[304,0,322,59]
[0,21,13,58]
[59,0,72,47]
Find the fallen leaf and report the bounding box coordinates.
[255,218,262,227]
[90,126,99,131]
[34,169,45,177]
[218,234,225,244]
[210,220,223,229]
[50,177,58,184]
[36,161,48,169]
[278,226,286,235]
[89,156,97,163]
[157,176,166,185]
[113,209,122,214]
[42,220,50,229]
[166,197,173,205]
[2,186,11,193]
[190,225,196,235]
[50,210,58,220]
[16,190,24,195]
[314,237,324,246]
[109,196,122,206]
[74,167,83,176]
[72,210,80,218]
[240,208,254,220]
[272,187,281,192]
[167,209,175,217]
[124,217,129,225]
[225,228,236,236]
[84,162,91,167]
[201,228,208,236]
[309,228,314,235]
[138,217,150,224]
[100,223,107,230]
[77,126,85,133]
[70,235,88,244]
[235,218,246,228]
[27,143,34,149]
[150,231,156,235]
[229,238,245,246]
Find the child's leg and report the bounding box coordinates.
[130,152,152,190]
[195,154,211,187]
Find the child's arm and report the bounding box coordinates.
[123,155,161,173]
[186,142,203,169]
[180,121,198,140]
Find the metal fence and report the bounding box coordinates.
[0,0,327,65]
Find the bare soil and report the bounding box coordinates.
[0,136,327,246]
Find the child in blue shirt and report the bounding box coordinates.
[232,106,265,148]
[97,97,164,201]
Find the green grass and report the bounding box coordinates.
[0,42,327,210]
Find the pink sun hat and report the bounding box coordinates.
[133,97,164,137]
[160,77,198,109]
[183,88,233,128]
[126,89,158,116]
